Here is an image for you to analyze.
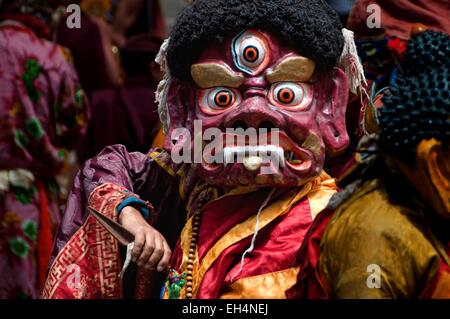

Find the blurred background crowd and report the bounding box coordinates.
[0,0,448,299]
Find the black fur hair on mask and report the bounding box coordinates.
[166,0,344,80]
[379,31,450,164]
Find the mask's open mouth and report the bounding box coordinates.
[200,131,312,174]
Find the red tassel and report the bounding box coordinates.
[387,38,407,61]
[36,180,53,291]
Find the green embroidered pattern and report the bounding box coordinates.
[26,117,44,139]
[22,59,42,103]
[12,186,36,205]
[57,149,65,159]
[14,130,29,149]
[75,84,84,108]
[9,236,30,258]
[21,220,37,242]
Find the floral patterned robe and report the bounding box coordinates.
[0,19,89,298]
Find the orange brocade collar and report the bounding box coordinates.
[162,171,337,299]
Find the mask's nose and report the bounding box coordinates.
[223,74,284,130]
[224,96,284,131]
[242,76,267,99]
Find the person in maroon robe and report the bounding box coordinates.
[82,35,163,160]
[0,0,89,298]
[56,0,166,97]
[57,12,114,96]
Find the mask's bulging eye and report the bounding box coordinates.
[214,90,233,107]
[277,87,295,104]
[232,30,270,75]
[198,87,241,115]
[243,45,260,64]
[269,82,313,111]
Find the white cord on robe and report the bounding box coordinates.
[230,188,277,282]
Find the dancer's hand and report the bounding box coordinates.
[119,207,171,272]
